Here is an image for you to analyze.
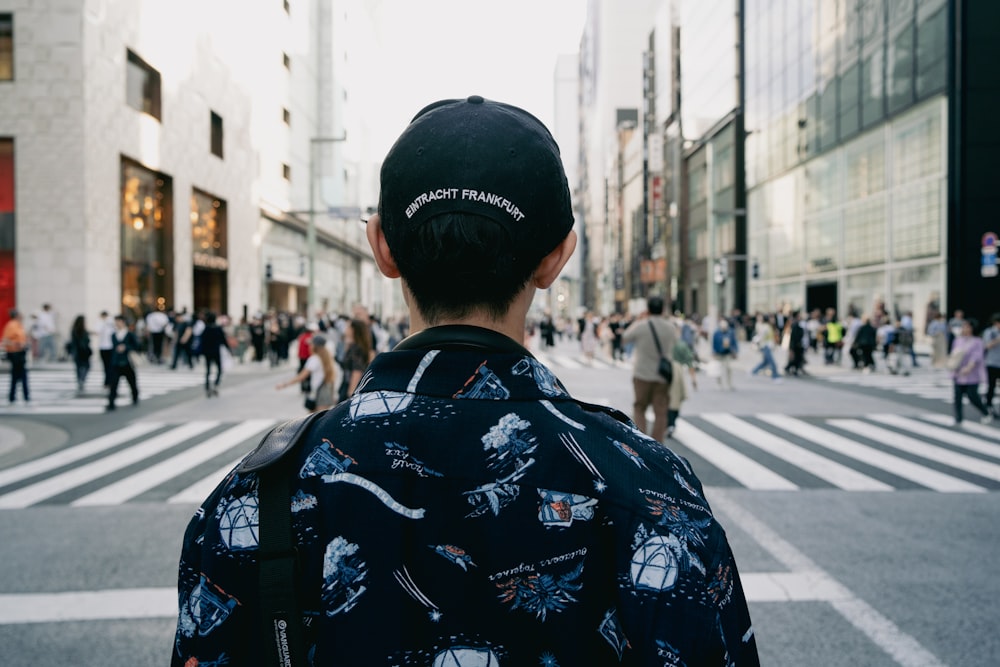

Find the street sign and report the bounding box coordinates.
[983,232,998,278]
[327,206,362,219]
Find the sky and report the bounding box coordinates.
[365,0,588,157]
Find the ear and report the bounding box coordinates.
[532,230,577,290]
[365,214,401,279]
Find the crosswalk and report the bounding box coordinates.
[0,364,208,414]
[0,413,997,509]
[824,367,977,405]
[532,348,630,372]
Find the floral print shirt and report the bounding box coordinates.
[173,345,759,666]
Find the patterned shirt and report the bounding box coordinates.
[173,343,759,666]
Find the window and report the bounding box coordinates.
[915,6,947,97]
[126,49,162,120]
[210,111,223,158]
[282,107,291,125]
[282,163,291,180]
[0,14,12,81]
[283,52,290,70]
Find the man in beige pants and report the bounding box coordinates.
[622,296,679,442]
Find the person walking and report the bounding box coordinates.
[68,314,93,393]
[851,317,878,372]
[783,311,807,377]
[97,310,115,388]
[276,333,336,413]
[35,303,58,362]
[712,317,739,389]
[337,318,374,402]
[199,312,231,397]
[2,309,29,405]
[983,313,1000,417]
[145,308,170,364]
[666,356,688,438]
[949,318,992,426]
[106,315,140,411]
[172,96,757,666]
[170,312,194,370]
[750,314,781,381]
[927,313,949,367]
[622,295,680,442]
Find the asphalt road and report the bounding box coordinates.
[0,338,997,666]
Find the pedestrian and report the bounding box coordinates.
[106,315,140,411]
[296,322,317,394]
[712,317,739,389]
[170,312,194,369]
[927,312,948,367]
[337,318,374,402]
[851,317,878,373]
[948,318,992,426]
[35,303,58,362]
[782,311,807,377]
[1,309,29,405]
[984,313,1000,418]
[275,333,336,413]
[621,296,680,443]
[145,308,170,364]
[750,314,782,381]
[823,311,845,365]
[68,314,93,393]
[889,320,914,376]
[199,312,231,397]
[171,96,758,666]
[97,310,115,388]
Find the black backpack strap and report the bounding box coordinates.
[246,412,321,667]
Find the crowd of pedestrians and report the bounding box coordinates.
[0,301,409,412]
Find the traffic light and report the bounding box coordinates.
[751,261,760,279]
[265,262,273,281]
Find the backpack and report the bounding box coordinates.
[895,328,913,347]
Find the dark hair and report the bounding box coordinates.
[350,319,373,361]
[205,311,217,325]
[71,315,86,337]
[647,297,665,315]
[383,212,537,323]
[992,312,1000,324]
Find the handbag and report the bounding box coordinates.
[648,321,674,384]
[946,347,965,372]
[303,381,325,411]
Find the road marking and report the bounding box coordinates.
[876,414,1000,454]
[0,422,164,489]
[0,421,219,509]
[72,420,274,506]
[760,415,986,493]
[706,414,892,491]
[167,457,244,504]
[831,419,1000,483]
[0,588,177,624]
[920,413,1000,441]
[0,571,845,626]
[709,489,947,667]
[674,421,798,490]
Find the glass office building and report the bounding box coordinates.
[744,0,952,336]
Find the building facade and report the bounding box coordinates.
[744,0,998,335]
[0,0,384,334]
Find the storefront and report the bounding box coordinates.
[191,188,228,316]
[120,157,174,323]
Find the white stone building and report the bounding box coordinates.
[0,0,384,333]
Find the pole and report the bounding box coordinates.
[307,134,347,316]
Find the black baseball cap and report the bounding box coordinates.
[378,95,574,265]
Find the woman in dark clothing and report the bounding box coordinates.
[69,315,93,393]
[199,312,231,397]
[338,318,374,402]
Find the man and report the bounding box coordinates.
[106,315,140,411]
[622,296,679,443]
[984,313,1000,418]
[35,303,57,362]
[2,309,29,404]
[172,96,758,666]
[97,310,116,388]
[145,307,171,364]
[712,317,740,389]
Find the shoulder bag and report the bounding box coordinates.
[239,412,322,667]
[649,321,674,384]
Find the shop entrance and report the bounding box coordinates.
[806,282,837,315]
[194,268,228,316]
